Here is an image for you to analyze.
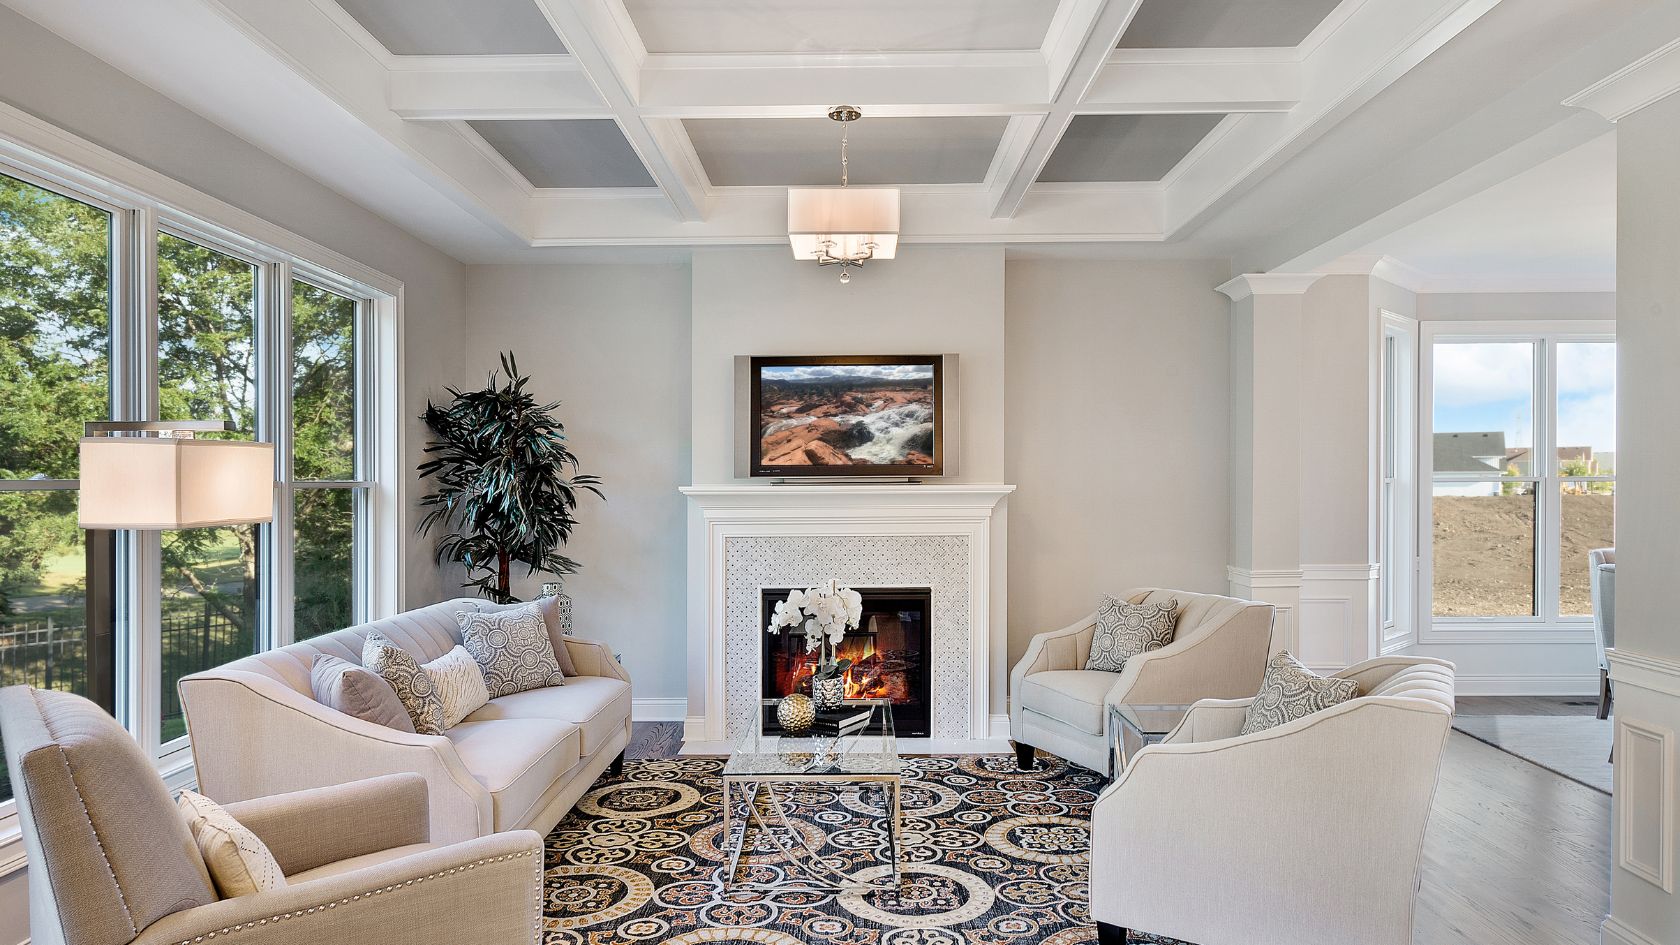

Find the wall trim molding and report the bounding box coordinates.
[1226,565,1304,588]
[1565,36,1680,122]
[631,698,688,722]
[1615,716,1675,894]
[1453,673,1600,696]
[1602,915,1663,945]
[1301,563,1381,581]
[1609,648,1680,699]
[1215,272,1327,301]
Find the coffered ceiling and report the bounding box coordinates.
[8,0,1670,265]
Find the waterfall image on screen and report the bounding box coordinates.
[756,361,936,468]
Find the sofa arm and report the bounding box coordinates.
[222,774,430,876]
[179,671,493,843]
[134,831,543,945]
[1159,698,1252,744]
[1107,600,1273,706]
[564,636,630,683]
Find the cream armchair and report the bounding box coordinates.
[1009,587,1274,774]
[0,686,542,945]
[1090,656,1455,945]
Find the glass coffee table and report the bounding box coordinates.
[1108,703,1193,776]
[721,697,901,894]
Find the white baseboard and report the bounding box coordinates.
[1602,915,1662,945]
[681,737,1010,756]
[989,714,1011,740]
[1454,673,1599,697]
[631,698,688,722]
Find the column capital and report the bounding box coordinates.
[1216,272,1327,302]
[1565,37,1680,123]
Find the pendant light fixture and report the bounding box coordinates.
[787,106,900,284]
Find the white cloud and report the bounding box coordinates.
[1558,390,1616,452]
[1432,342,1533,408]
[763,364,933,382]
[1557,341,1616,397]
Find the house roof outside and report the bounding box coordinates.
[1434,432,1507,474]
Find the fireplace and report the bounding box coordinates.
[760,586,932,737]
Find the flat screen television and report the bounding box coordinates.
[749,354,943,478]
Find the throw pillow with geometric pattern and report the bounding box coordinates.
[423,644,491,727]
[1084,596,1179,672]
[1239,650,1361,735]
[177,789,287,899]
[362,632,447,735]
[457,603,566,699]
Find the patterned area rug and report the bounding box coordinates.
[542,755,1177,945]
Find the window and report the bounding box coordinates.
[1422,325,1615,628]
[0,171,117,802]
[1379,314,1416,650]
[0,128,399,810]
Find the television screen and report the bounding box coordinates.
[750,355,943,477]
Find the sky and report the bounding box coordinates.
[1433,340,1615,454]
[762,364,932,382]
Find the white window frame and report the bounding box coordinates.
[0,101,406,840]
[1417,320,1614,644]
[1379,311,1417,654]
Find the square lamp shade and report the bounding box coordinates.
[78,436,275,529]
[787,186,899,261]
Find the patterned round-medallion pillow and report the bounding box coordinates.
[1239,650,1360,734]
[361,632,447,735]
[458,603,567,698]
[1084,596,1178,672]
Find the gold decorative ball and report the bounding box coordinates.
[777,693,815,735]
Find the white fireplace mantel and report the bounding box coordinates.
[681,483,1014,753]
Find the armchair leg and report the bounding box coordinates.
[1097,922,1129,945]
[1013,740,1038,771]
[1598,668,1613,720]
[608,750,626,777]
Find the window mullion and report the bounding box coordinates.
[267,262,294,649]
[127,204,163,757]
[1539,339,1560,621]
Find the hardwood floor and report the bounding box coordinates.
[626,697,1612,945]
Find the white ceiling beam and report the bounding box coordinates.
[389,57,609,120]
[988,0,1145,219]
[532,0,708,221]
[1085,52,1300,113]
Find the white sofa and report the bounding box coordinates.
[1090,656,1455,945]
[179,598,632,844]
[1009,587,1274,774]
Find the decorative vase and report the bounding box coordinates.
[811,676,845,711]
[777,693,815,735]
[539,580,574,636]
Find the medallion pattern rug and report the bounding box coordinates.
[542,755,1179,945]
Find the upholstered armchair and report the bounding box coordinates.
[1590,547,1615,719]
[1090,656,1455,945]
[1008,587,1274,774]
[0,686,542,945]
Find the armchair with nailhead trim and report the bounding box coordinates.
[0,686,543,945]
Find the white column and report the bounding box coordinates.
[1568,40,1680,945]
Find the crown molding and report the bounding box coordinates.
[1313,253,1429,293]
[1565,37,1680,122]
[1216,272,1327,301]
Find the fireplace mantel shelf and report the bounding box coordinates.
[681,483,1015,514]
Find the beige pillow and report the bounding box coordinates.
[177,790,286,898]
[425,644,490,727]
[310,655,416,733]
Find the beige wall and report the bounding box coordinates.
[461,263,692,704]
[1004,259,1233,670]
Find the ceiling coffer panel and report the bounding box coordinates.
[335,0,566,55]
[684,116,1010,187]
[1038,114,1226,183]
[469,120,657,189]
[624,0,1061,54]
[1118,0,1345,49]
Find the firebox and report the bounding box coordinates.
[760,586,932,737]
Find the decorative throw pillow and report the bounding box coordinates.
[177,790,287,899]
[457,603,566,699]
[1239,650,1361,735]
[310,654,416,733]
[362,633,447,735]
[1084,596,1179,672]
[424,644,490,727]
[471,596,578,676]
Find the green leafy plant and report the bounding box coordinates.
[417,354,602,602]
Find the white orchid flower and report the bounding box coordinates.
[839,587,863,628]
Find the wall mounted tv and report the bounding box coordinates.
[749,355,944,478]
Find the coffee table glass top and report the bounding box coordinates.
[724,697,899,777]
[1111,703,1194,737]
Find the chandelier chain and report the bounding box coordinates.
[840,124,849,188]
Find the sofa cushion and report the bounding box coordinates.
[284,843,441,884]
[424,645,490,727]
[463,676,631,756]
[310,655,415,733]
[363,633,447,735]
[1085,596,1178,672]
[445,719,582,831]
[1240,650,1361,735]
[1018,670,1117,734]
[457,604,567,698]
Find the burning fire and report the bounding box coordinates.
[780,635,915,702]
